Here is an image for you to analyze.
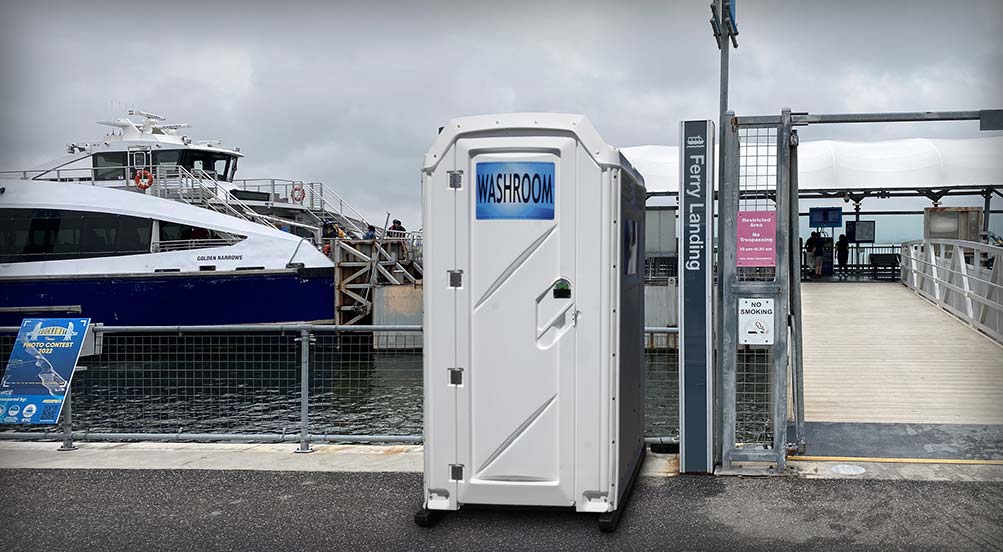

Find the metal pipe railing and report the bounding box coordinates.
[901,239,1003,344]
[0,325,682,450]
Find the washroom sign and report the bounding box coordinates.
[678,120,714,474]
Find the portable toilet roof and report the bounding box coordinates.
[423,112,645,185]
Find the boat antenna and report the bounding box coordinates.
[128,109,166,121]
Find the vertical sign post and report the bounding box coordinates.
[679,120,715,474]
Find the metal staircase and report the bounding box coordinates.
[152,166,280,229]
[332,237,424,325]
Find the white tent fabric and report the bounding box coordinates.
[621,136,1003,194]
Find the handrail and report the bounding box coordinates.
[189,167,279,229]
[156,166,278,230]
[900,239,1003,344]
[230,178,372,235]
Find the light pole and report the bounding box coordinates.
[711,0,737,467]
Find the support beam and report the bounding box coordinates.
[984,190,993,236]
[719,111,739,471]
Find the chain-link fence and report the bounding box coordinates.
[0,326,680,447]
[732,126,779,448]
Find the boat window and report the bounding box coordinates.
[52,213,84,256]
[80,213,119,256]
[93,152,127,181]
[159,221,214,242]
[22,210,61,257]
[182,150,233,182]
[130,151,149,169]
[0,208,153,263]
[118,216,154,254]
[155,220,243,252]
[153,150,181,166]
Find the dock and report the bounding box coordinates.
[802,282,1003,425]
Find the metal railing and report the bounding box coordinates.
[0,167,110,183]
[153,166,280,230]
[154,238,242,252]
[901,239,1003,344]
[798,243,903,277]
[231,178,372,236]
[0,325,680,450]
[0,167,354,238]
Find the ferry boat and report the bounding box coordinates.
[0,110,360,326]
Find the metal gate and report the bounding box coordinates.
[715,108,997,471]
[717,108,804,473]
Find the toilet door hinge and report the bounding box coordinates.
[448,270,463,288]
[448,367,463,386]
[448,170,463,189]
[449,464,464,481]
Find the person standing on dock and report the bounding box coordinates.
[388,219,406,238]
[805,232,823,279]
[363,225,377,240]
[388,219,408,259]
[835,234,850,279]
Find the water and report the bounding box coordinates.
[0,333,680,440]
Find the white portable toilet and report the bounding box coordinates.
[416,113,646,532]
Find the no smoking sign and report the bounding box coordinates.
[738,298,775,345]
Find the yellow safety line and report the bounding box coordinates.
[789,455,1003,466]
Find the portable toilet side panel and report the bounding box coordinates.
[422,114,645,514]
[615,162,647,504]
[421,126,458,511]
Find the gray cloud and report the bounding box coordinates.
[2,0,1000,226]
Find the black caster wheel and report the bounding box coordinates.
[414,508,447,528]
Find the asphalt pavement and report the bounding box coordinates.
[1,469,1000,551]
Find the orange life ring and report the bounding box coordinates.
[134,169,154,190]
[290,184,306,203]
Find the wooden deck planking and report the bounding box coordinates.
[801,282,1003,424]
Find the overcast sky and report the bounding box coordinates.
[1,0,1000,227]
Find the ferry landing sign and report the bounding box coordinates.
[475,161,555,220]
[678,120,715,474]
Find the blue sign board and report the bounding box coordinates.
[1,318,90,425]
[809,207,843,228]
[679,120,715,474]
[475,161,555,220]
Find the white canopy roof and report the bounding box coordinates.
[621,136,1003,195]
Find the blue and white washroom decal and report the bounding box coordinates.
[475,162,555,220]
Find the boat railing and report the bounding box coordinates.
[2,168,370,240]
[154,166,279,230]
[231,178,372,236]
[0,167,111,183]
[154,238,242,252]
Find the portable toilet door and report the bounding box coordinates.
[419,113,646,527]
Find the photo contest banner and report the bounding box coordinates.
[1,318,90,425]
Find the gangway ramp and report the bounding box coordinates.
[802,282,1003,426]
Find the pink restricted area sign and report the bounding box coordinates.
[737,211,776,267]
